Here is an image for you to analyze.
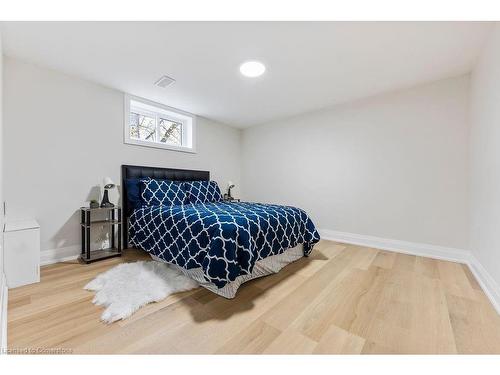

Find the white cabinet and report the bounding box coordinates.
[3,219,40,288]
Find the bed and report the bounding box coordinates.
[121,164,320,298]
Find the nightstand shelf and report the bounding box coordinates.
[82,249,121,263]
[80,206,122,264]
[80,219,121,227]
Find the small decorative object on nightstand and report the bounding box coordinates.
[80,206,122,264]
[223,181,239,202]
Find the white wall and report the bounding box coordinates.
[3,57,242,257]
[0,36,4,272]
[0,30,7,351]
[469,24,500,288]
[242,76,470,250]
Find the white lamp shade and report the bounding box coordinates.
[103,177,115,189]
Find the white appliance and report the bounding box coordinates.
[3,219,40,288]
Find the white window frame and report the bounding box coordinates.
[124,94,196,153]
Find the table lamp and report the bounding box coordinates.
[227,181,235,199]
[100,177,115,208]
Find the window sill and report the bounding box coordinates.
[124,138,196,154]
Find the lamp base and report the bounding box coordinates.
[100,190,115,208]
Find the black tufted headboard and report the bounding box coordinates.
[121,164,210,249]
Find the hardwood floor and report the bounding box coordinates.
[7,240,500,354]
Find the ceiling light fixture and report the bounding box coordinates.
[239,61,266,78]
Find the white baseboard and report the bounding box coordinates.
[40,245,80,266]
[0,273,7,352]
[320,229,471,263]
[319,229,500,314]
[467,254,500,314]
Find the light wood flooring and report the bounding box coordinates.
[7,240,500,354]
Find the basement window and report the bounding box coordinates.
[124,94,196,153]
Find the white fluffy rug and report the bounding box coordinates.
[84,261,199,323]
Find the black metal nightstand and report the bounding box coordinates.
[80,206,122,264]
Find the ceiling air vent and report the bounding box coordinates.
[154,75,176,88]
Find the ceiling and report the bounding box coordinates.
[0,22,493,128]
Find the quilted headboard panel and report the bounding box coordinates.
[121,164,210,248]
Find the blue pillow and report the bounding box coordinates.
[140,178,187,206]
[184,181,223,204]
[125,178,142,210]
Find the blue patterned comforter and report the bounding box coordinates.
[129,202,320,288]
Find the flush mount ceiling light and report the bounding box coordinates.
[239,61,266,78]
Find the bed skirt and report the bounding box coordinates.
[151,244,304,299]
